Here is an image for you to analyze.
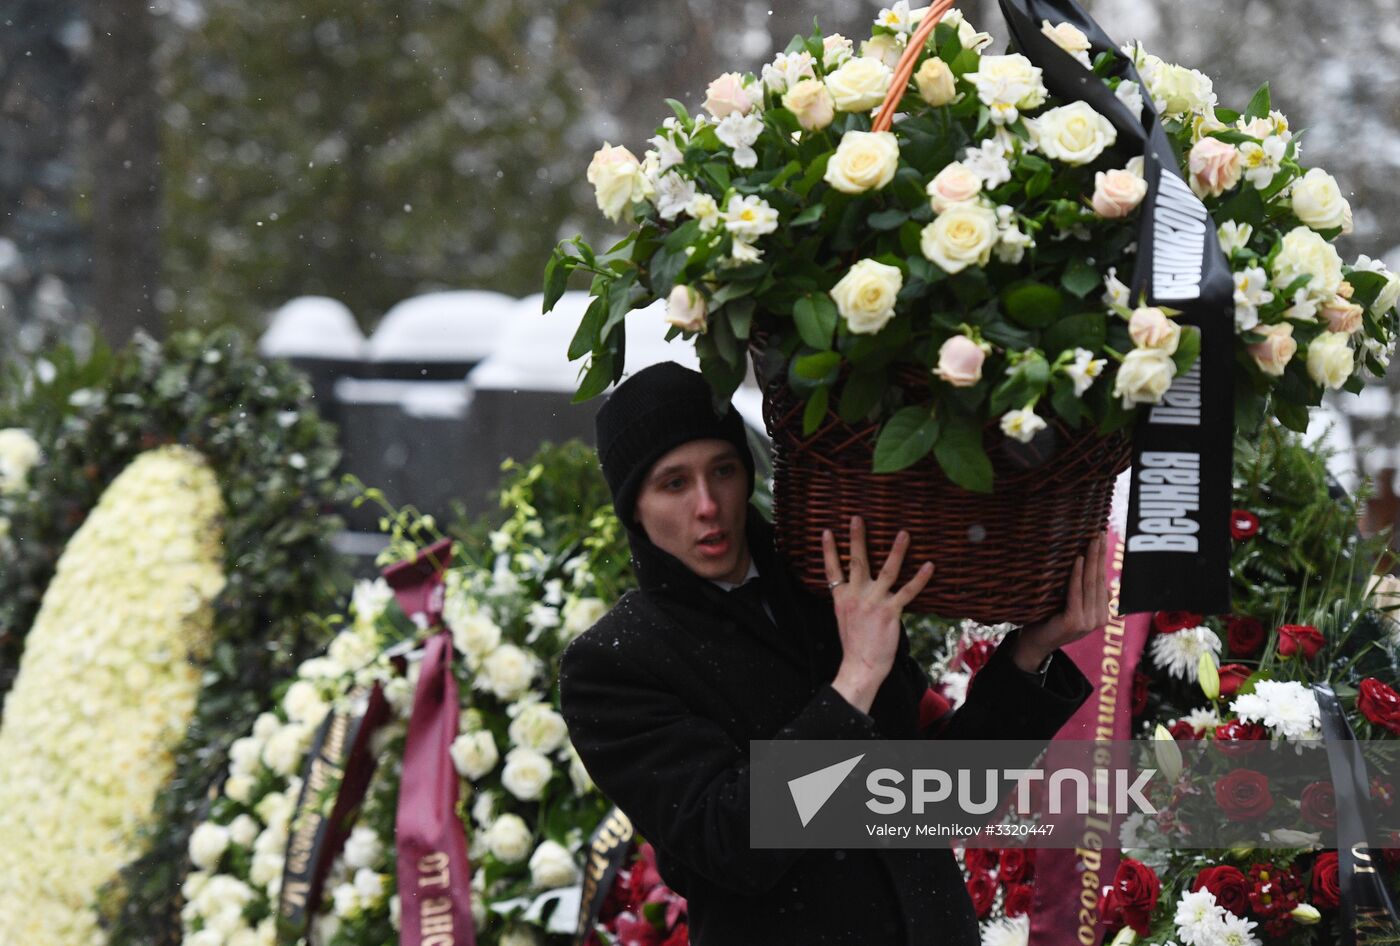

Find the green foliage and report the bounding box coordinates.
[0,328,351,946]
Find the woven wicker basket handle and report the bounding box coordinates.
[871,0,958,133]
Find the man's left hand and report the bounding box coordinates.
[1009,532,1111,674]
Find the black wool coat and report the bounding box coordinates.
[559,506,1093,946]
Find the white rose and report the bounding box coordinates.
[261,723,310,776]
[1128,307,1181,354]
[925,161,982,214]
[824,130,899,194]
[529,839,581,888]
[229,814,260,848]
[282,680,328,726]
[225,773,256,803]
[782,78,835,132]
[914,57,958,107]
[567,743,595,793]
[188,821,231,870]
[665,284,708,333]
[1375,272,1400,316]
[1306,331,1354,389]
[228,735,264,776]
[343,825,383,869]
[824,57,893,112]
[1040,20,1092,66]
[586,144,644,223]
[0,428,40,493]
[187,931,224,946]
[1291,168,1352,233]
[450,610,502,663]
[1146,62,1215,117]
[829,259,903,334]
[354,868,387,905]
[508,703,569,753]
[486,813,534,863]
[560,596,608,639]
[965,54,1047,112]
[481,644,538,701]
[822,34,854,69]
[450,730,499,780]
[1029,102,1116,166]
[1113,348,1177,407]
[920,202,999,274]
[501,747,554,801]
[1272,226,1344,300]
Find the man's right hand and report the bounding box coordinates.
[823,516,934,715]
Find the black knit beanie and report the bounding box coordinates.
[595,361,755,525]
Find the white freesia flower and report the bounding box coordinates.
[1217,220,1253,256]
[529,839,581,889]
[941,8,994,51]
[722,194,779,242]
[686,192,720,232]
[999,408,1046,443]
[653,172,697,221]
[1102,268,1132,311]
[715,112,764,169]
[994,205,1034,264]
[875,0,915,35]
[1239,135,1286,189]
[1064,348,1106,396]
[1148,625,1220,681]
[962,138,1012,188]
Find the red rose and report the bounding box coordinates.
[1192,864,1250,917]
[660,923,689,946]
[1300,780,1337,829]
[1003,883,1034,917]
[1215,769,1274,821]
[1131,671,1150,716]
[1225,617,1265,657]
[1311,852,1341,909]
[1106,858,1161,936]
[959,639,995,673]
[1359,678,1400,735]
[1214,720,1267,756]
[966,869,997,918]
[1217,664,1253,698]
[1230,510,1260,540]
[999,847,1033,884]
[1169,718,1202,741]
[1154,611,1204,634]
[963,847,998,874]
[1278,624,1325,660]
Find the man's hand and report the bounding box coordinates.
[823,516,935,714]
[1009,532,1111,674]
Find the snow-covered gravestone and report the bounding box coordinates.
[365,290,510,380]
[259,296,366,429]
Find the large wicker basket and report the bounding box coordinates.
[752,335,1131,625]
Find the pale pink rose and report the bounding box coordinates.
[1187,137,1242,198]
[926,162,982,214]
[934,335,986,387]
[703,72,753,119]
[1091,168,1148,218]
[1321,297,1365,334]
[1128,307,1180,353]
[1248,323,1297,376]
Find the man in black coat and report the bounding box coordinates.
[559,362,1101,945]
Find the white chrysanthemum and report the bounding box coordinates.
[1174,887,1227,946]
[1182,706,1220,734]
[1216,910,1261,946]
[1229,679,1321,743]
[981,914,1030,946]
[1149,626,1221,681]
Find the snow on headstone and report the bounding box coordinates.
[259,296,364,360]
[367,290,512,369]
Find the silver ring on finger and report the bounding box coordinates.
[828,579,846,590]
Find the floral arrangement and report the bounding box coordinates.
[0,330,348,945]
[0,447,226,946]
[182,443,632,946]
[585,842,689,946]
[546,4,1400,489]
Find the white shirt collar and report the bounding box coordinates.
[710,558,760,592]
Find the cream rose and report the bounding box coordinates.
[528,840,580,889]
[1321,297,1364,334]
[1091,168,1148,218]
[934,335,986,387]
[1187,137,1241,198]
[926,162,982,214]
[507,703,569,754]
[485,814,533,863]
[782,78,835,131]
[480,644,538,701]
[1306,331,1354,389]
[1113,348,1177,407]
[262,723,310,776]
[560,595,607,639]
[914,57,957,106]
[1291,168,1352,233]
[1040,20,1092,65]
[1146,63,1215,117]
[824,130,899,194]
[1272,227,1344,300]
[501,747,553,801]
[822,34,854,69]
[861,34,903,70]
[450,730,499,780]
[0,428,40,494]
[188,822,230,871]
[920,202,999,274]
[449,610,501,663]
[1247,323,1297,376]
[966,54,1046,111]
[824,57,893,112]
[586,144,644,222]
[1029,102,1116,166]
[228,814,260,848]
[1375,272,1400,316]
[829,259,903,334]
[343,826,383,870]
[1128,307,1181,354]
[665,284,708,333]
[703,72,754,119]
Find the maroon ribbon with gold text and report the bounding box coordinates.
[387,538,477,946]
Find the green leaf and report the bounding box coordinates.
[600,270,638,342]
[567,295,606,361]
[1050,377,1089,426]
[1216,186,1267,229]
[793,350,841,381]
[711,280,757,307]
[838,369,887,423]
[648,246,687,300]
[542,252,570,313]
[1274,396,1309,433]
[793,294,838,350]
[1043,313,1107,357]
[933,413,992,492]
[728,298,755,342]
[868,208,910,230]
[1060,259,1100,299]
[1244,82,1271,121]
[791,204,825,226]
[802,386,830,436]
[573,352,614,402]
[873,406,940,473]
[1002,282,1065,328]
[1171,325,1202,376]
[665,98,691,125]
[704,161,731,192]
